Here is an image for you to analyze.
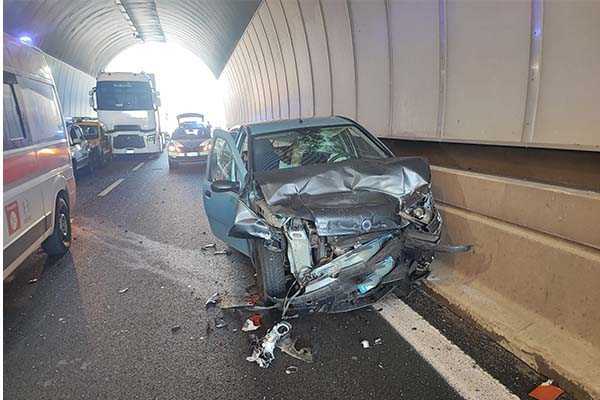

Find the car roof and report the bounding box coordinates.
[244,116,353,136]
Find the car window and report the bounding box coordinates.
[3,83,27,149]
[209,137,238,182]
[17,77,65,144]
[252,125,387,172]
[69,126,82,144]
[81,125,99,139]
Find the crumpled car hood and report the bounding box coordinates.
[253,157,431,236]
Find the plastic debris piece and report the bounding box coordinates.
[374,337,383,345]
[28,278,38,284]
[278,336,313,363]
[246,321,292,368]
[205,292,220,308]
[201,243,216,250]
[242,314,262,332]
[214,250,230,255]
[361,340,370,349]
[171,325,181,334]
[118,288,129,294]
[285,366,298,375]
[215,319,228,329]
[529,380,564,400]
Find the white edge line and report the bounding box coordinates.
[132,162,144,172]
[97,178,125,198]
[378,296,519,400]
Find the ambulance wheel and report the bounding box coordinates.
[42,195,72,256]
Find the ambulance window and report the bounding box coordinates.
[3,83,27,149]
[18,77,66,144]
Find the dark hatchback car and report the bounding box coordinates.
[167,124,211,169]
[202,116,468,314]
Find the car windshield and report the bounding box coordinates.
[96,81,153,111]
[172,126,209,140]
[252,125,388,172]
[80,125,99,139]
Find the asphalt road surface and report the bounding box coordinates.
[4,153,554,400]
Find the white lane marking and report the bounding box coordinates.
[97,178,125,198]
[378,296,519,400]
[132,162,144,171]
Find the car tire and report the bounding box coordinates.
[255,239,287,300]
[42,195,72,256]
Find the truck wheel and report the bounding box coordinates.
[255,239,287,300]
[42,195,72,256]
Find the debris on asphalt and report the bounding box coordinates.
[374,337,383,345]
[215,319,228,329]
[58,318,66,324]
[242,314,262,332]
[285,366,298,375]
[278,336,313,363]
[246,321,292,368]
[28,278,38,284]
[171,325,181,334]
[201,243,216,250]
[205,292,220,308]
[528,380,564,400]
[214,250,230,256]
[361,340,370,349]
[118,288,129,294]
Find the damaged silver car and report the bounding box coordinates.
[202,116,467,313]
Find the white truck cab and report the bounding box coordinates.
[90,72,162,155]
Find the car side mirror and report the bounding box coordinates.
[211,180,240,193]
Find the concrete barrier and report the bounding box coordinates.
[427,166,600,399]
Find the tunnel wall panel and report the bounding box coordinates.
[389,0,439,138]
[348,0,390,136]
[534,1,600,148]
[320,0,356,119]
[249,21,274,120]
[299,0,332,117]
[281,0,314,119]
[220,0,599,152]
[444,0,530,142]
[45,54,96,119]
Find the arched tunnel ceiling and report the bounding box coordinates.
[3,0,260,77]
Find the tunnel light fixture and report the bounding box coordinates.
[19,35,33,46]
[113,0,165,43]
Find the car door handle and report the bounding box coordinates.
[204,190,212,198]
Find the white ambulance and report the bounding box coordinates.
[3,34,76,279]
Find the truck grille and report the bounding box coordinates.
[113,134,145,149]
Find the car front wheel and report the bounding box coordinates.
[255,239,287,301]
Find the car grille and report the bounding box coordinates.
[113,134,145,149]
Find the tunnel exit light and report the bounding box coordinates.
[19,35,33,45]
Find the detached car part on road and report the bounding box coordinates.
[203,117,469,313]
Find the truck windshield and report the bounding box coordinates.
[97,81,153,111]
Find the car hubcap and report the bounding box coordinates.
[58,211,69,239]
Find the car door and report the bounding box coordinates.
[202,129,249,255]
[3,74,46,276]
[68,125,86,166]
